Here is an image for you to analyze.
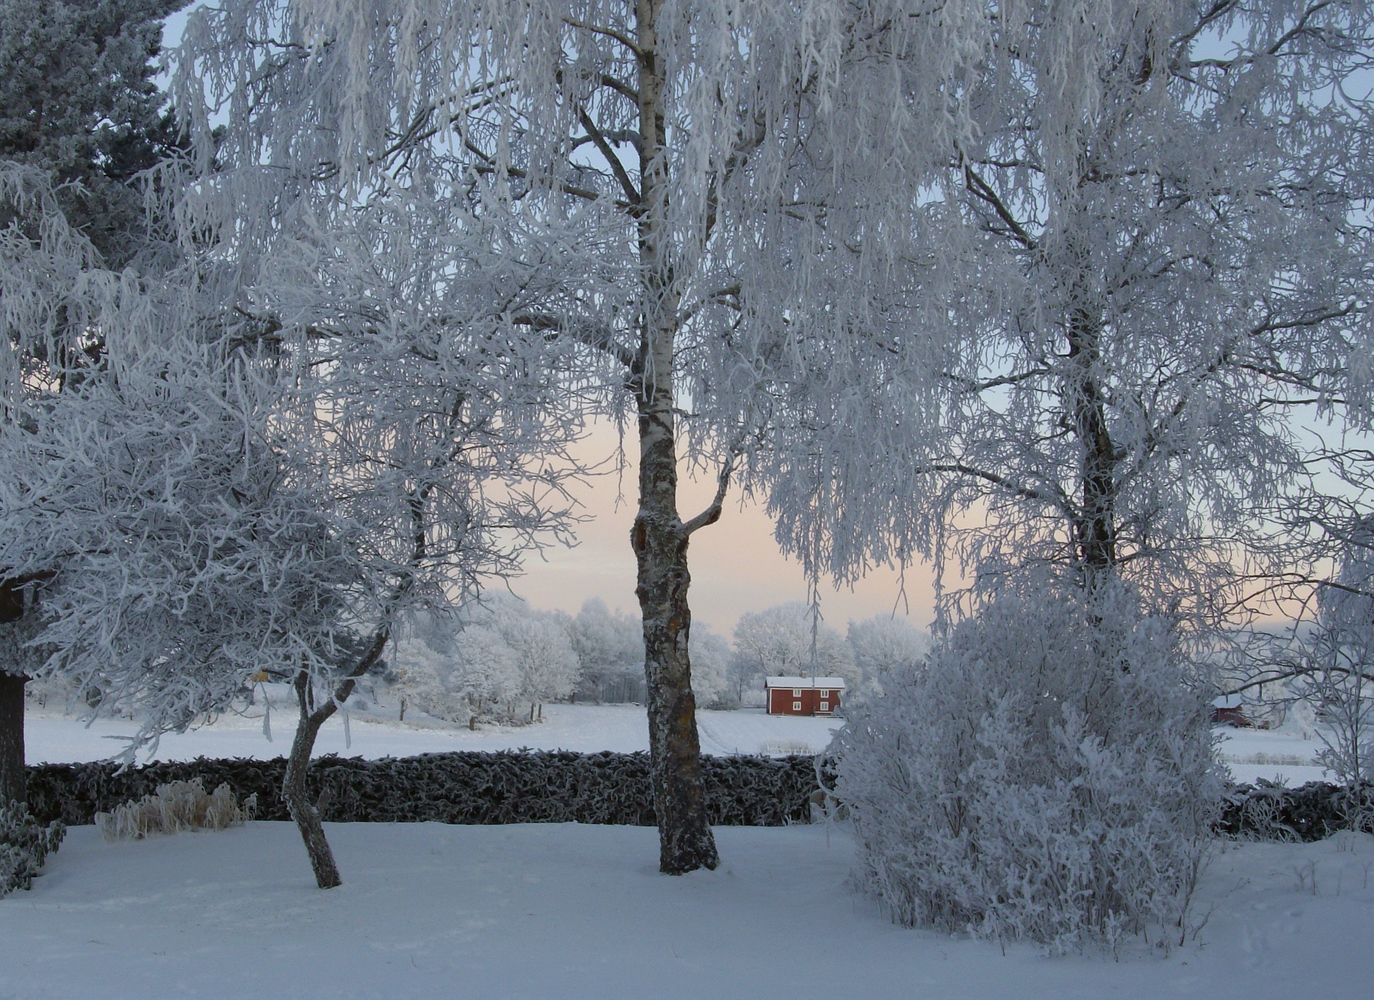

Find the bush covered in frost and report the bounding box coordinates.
[0,800,65,897]
[94,779,256,841]
[836,580,1224,953]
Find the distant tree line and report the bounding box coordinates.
[388,595,928,723]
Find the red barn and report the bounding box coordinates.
[764,676,845,716]
[1212,693,1253,728]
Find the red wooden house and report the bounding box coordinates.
[764,676,845,716]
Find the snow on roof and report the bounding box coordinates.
[1213,694,1244,709]
[763,676,846,689]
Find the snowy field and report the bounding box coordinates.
[26,696,1333,788]
[8,704,1373,998]
[2,822,1372,999]
[1217,725,1331,786]
[23,699,845,765]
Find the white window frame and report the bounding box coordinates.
[792,701,802,712]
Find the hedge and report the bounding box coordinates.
[24,751,833,828]
[26,753,1368,841]
[1218,780,1374,841]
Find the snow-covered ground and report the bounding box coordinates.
[23,699,845,765]
[2,822,1371,999]
[10,701,1373,997]
[1216,722,1331,786]
[27,695,1334,787]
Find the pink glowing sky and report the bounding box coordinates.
[511,421,937,637]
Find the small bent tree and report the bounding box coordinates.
[0,201,581,887]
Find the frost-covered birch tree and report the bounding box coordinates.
[787,0,1374,948]
[761,0,1374,629]
[169,0,978,874]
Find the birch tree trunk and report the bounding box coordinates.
[1067,305,1117,580]
[630,0,719,875]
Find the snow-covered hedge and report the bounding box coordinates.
[25,752,829,828]
[1219,780,1374,841]
[835,582,1223,953]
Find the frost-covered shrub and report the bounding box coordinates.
[0,800,65,896]
[93,779,256,841]
[836,581,1223,953]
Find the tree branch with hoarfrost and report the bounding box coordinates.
[756,0,1374,633]
[0,0,190,813]
[169,0,984,875]
[0,175,585,888]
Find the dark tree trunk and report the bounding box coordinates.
[283,669,341,890]
[632,501,719,875]
[0,671,25,808]
[1067,307,1117,580]
[281,631,389,889]
[0,578,31,807]
[623,0,720,876]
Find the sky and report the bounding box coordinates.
[507,420,938,637]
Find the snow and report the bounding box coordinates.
[23,701,845,765]
[2,822,1372,999]
[8,703,1373,997]
[763,676,847,689]
[24,698,1338,786]
[1216,722,1331,786]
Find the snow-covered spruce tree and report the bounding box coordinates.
[0,0,187,269]
[169,0,979,873]
[836,578,1224,952]
[0,0,187,809]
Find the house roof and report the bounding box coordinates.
[763,676,846,689]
